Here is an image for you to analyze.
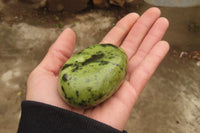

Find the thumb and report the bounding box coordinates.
[39,28,76,75]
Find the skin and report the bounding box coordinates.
[26,7,170,131]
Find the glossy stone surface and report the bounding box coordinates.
[58,43,128,108]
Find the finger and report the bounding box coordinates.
[120,7,161,59]
[130,41,170,95]
[39,28,76,75]
[98,40,168,128]
[128,17,169,74]
[101,13,139,46]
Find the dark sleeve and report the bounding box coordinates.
[17,101,127,133]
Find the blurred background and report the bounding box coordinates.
[0,0,200,132]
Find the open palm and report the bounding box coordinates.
[26,8,169,131]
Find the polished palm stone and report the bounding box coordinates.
[58,43,128,108]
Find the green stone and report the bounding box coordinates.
[58,43,128,108]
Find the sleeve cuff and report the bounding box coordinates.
[18,101,127,133]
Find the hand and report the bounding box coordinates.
[26,7,169,131]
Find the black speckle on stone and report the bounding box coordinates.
[78,100,87,106]
[76,90,79,97]
[68,98,74,104]
[99,61,109,65]
[82,53,104,66]
[77,51,83,55]
[91,92,95,98]
[62,86,72,100]
[94,97,98,101]
[87,87,92,92]
[72,63,79,72]
[73,61,79,66]
[98,93,104,99]
[62,64,72,70]
[87,98,92,103]
[108,56,114,59]
[61,86,65,92]
[101,43,118,49]
[66,96,73,101]
[94,93,104,101]
[78,67,83,70]
[112,63,119,66]
[62,74,68,82]
[72,67,78,72]
[96,51,103,55]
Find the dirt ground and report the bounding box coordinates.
[0,0,200,133]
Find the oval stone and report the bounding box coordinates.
[58,43,128,108]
